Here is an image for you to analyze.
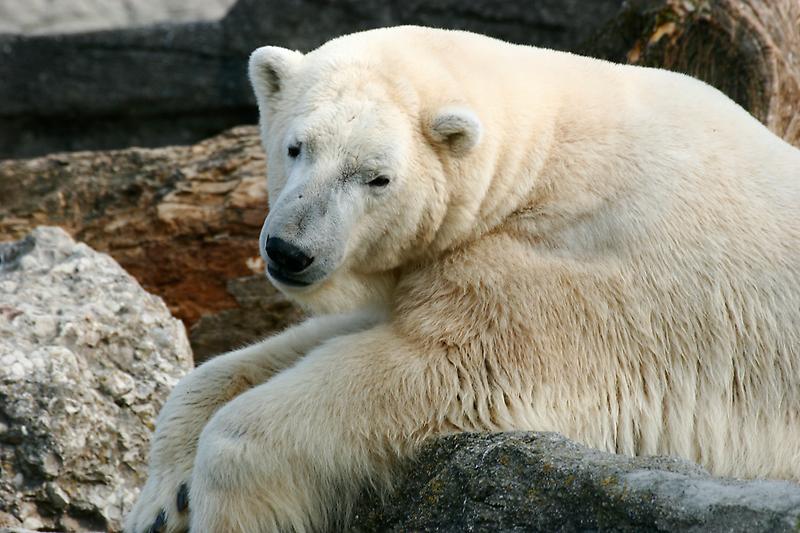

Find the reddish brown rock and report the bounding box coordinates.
[0,126,303,363]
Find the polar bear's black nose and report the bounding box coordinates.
[265,237,314,273]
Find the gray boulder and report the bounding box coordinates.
[0,227,193,532]
[351,432,800,532]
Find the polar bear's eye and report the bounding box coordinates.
[366,175,390,187]
[287,143,301,158]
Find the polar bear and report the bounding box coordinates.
[126,26,800,533]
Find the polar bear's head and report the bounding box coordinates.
[249,37,483,313]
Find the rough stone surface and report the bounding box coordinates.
[0,126,304,364]
[351,432,800,532]
[188,275,304,362]
[0,0,624,158]
[0,227,193,532]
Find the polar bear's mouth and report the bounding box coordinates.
[267,264,314,288]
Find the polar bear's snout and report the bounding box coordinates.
[259,190,351,291]
[264,236,314,285]
[259,223,322,288]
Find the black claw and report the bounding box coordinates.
[147,509,166,533]
[177,482,190,512]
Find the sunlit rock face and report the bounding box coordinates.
[0,227,193,532]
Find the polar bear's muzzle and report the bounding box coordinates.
[259,164,361,292]
[258,208,346,292]
[263,236,315,287]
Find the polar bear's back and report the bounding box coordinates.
[313,26,799,192]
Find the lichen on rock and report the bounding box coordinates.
[351,432,800,532]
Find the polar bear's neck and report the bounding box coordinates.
[418,44,638,254]
[419,37,794,258]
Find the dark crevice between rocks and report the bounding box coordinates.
[0,235,34,272]
[61,505,109,533]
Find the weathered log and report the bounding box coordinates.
[586,0,800,147]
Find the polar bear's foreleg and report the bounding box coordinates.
[125,310,381,533]
[188,324,456,533]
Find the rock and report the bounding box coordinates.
[351,432,800,532]
[0,511,21,528]
[585,0,800,147]
[188,275,304,362]
[0,0,235,35]
[0,126,304,364]
[0,227,193,532]
[0,0,625,158]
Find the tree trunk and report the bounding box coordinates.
[586,0,800,147]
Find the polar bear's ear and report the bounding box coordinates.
[427,106,482,156]
[248,46,304,104]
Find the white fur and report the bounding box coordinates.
[126,26,800,533]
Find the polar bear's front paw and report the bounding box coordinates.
[125,474,191,533]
